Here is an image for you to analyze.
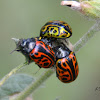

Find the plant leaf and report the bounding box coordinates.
[0,74,35,99]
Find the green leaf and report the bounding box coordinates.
[0,74,35,100]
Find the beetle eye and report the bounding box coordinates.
[20,39,27,47]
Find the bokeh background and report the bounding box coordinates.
[0,0,100,100]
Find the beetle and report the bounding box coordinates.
[40,20,72,39]
[15,37,56,68]
[53,45,79,83]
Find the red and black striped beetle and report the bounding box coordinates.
[16,37,56,68]
[53,45,79,83]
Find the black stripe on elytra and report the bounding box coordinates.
[37,43,55,60]
[62,69,72,82]
[31,53,53,67]
[75,60,78,68]
[63,74,69,77]
[57,61,67,71]
[62,77,68,81]
[44,63,49,66]
[65,68,72,79]
[31,52,53,61]
[42,59,48,62]
[66,57,76,80]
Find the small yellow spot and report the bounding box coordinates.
[67,33,71,37]
[39,37,42,40]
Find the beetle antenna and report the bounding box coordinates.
[10,49,16,54]
[10,48,20,54]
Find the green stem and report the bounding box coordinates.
[13,21,100,100]
[74,20,100,53]
[0,62,28,86]
[11,69,55,100]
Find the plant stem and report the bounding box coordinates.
[74,20,100,53]
[13,21,100,100]
[0,62,28,86]
[11,69,55,100]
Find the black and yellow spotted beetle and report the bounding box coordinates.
[39,20,72,39]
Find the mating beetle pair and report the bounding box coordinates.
[14,20,79,83]
[39,20,79,83]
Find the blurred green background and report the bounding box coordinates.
[0,0,100,100]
